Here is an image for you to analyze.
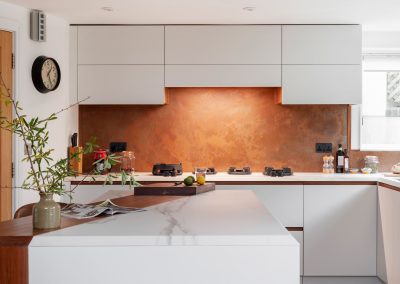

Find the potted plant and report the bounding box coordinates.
[0,75,138,229]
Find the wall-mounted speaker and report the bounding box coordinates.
[30,10,46,42]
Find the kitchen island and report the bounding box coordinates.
[29,190,300,284]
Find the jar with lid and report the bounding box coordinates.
[120,151,135,173]
[364,156,379,173]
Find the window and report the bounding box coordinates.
[360,55,400,151]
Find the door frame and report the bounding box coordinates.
[0,17,21,215]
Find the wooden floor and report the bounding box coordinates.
[302,277,384,284]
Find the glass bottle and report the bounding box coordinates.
[344,149,350,173]
[335,144,345,173]
[121,151,135,173]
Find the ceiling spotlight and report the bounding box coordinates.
[242,7,256,12]
[101,7,114,12]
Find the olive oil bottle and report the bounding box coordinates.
[335,144,345,173]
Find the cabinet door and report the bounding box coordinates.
[378,186,400,284]
[282,25,361,64]
[281,65,361,104]
[165,25,281,64]
[290,231,303,276]
[78,65,165,104]
[304,185,377,276]
[216,185,303,227]
[78,26,164,64]
[165,65,281,87]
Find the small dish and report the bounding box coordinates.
[349,168,359,174]
[361,167,372,174]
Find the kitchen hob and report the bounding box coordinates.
[228,167,252,175]
[152,163,183,176]
[263,167,293,177]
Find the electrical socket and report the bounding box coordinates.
[315,143,332,153]
[109,142,127,153]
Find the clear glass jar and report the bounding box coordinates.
[121,151,135,173]
[364,156,379,173]
[194,167,207,180]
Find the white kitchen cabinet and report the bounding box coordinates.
[304,185,377,276]
[78,65,165,104]
[378,185,400,284]
[70,26,78,104]
[216,185,303,227]
[165,65,281,87]
[282,25,361,65]
[165,25,281,64]
[290,231,304,276]
[77,26,164,64]
[281,65,362,104]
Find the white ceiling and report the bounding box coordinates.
[4,0,400,30]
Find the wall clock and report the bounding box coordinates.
[31,56,61,93]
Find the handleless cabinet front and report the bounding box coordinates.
[78,65,165,105]
[77,26,164,64]
[165,25,281,64]
[304,185,377,276]
[282,25,361,65]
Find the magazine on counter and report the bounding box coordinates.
[61,199,145,219]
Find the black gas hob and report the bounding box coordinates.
[152,163,183,177]
[263,167,293,177]
[228,167,252,175]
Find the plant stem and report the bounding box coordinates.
[0,73,42,191]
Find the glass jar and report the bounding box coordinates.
[364,156,379,173]
[121,151,135,173]
[194,167,207,180]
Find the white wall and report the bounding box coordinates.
[363,30,400,53]
[0,1,76,210]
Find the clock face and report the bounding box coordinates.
[41,59,59,91]
[32,56,61,93]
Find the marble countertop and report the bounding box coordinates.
[29,190,297,247]
[66,172,386,182]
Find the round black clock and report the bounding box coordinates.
[31,56,61,93]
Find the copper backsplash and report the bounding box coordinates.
[79,87,400,173]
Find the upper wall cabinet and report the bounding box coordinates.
[165,25,281,64]
[78,26,164,64]
[282,25,361,65]
[281,25,362,104]
[74,26,165,104]
[164,25,281,87]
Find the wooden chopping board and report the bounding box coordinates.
[134,182,215,196]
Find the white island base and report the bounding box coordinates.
[29,191,300,284]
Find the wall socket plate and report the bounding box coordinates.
[110,142,127,153]
[315,143,332,153]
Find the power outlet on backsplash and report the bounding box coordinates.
[110,142,127,153]
[316,143,333,153]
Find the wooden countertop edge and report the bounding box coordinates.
[72,180,378,186]
[378,182,400,192]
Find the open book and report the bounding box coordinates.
[61,199,145,219]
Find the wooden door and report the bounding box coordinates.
[0,30,13,221]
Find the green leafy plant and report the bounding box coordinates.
[0,73,139,200]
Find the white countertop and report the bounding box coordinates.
[66,172,386,183]
[29,190,297,247]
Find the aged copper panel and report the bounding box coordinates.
[79,87,400,173]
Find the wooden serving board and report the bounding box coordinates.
[134,182,215,196]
